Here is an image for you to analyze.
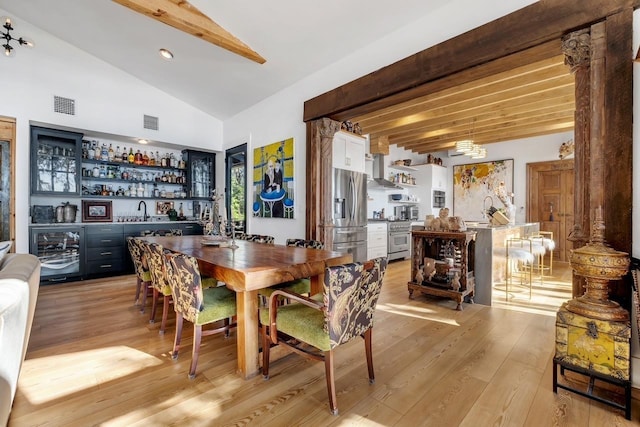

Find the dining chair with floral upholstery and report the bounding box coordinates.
[139,229,183,237]
[165,252,237,379]
[237,233,274,244]
[260,257,388,415]
[139,241,174,335]
[126,237,152,313]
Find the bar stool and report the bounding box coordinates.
[493,238,535,300]
[529,231,555,277]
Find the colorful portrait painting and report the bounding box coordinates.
[453,159,513,222]
[253,138,294,218]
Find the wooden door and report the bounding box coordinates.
[527,160,574,262]
[0,117,15,244]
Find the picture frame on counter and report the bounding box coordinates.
[156,201,174,215]
[82,200,112,222]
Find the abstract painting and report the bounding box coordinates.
[453,159,514,222]
[253,138,294,218]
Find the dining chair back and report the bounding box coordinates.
[126,237,152,313]
[139,241,173,334]
[261,256,387,415]
[237,233,274,244]
[285,238,324,249]
[140,229,183,237]
[165,252,237,379]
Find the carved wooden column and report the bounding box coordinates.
[306,118,341,243]
[562,28,590,297]
[601,10,633,308]
[561,10,633,306]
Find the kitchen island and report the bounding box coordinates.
[410,222,539,306]
[466,222,540,305]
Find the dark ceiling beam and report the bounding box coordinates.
[303,0,640,122]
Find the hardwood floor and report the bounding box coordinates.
[9,260,639,426]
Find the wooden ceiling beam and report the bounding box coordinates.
[353,55,569,126]
[374,101,575,143]
[360,78,574,136]
[397,114,575,152]
[112,0,266,64]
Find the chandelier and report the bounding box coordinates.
[1,17,34,57]
[454,118,486,159]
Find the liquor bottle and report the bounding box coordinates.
[142,151,149,165]
[169,153,176,168]
[115,146,121,162]
[108,143,115,161]
[134,149,143,165]
[161,153,167,168]
[128,147,135,164]
[87,143,95,160]
[122,146,129,163]
[101,143,108,161]
[148,151,156,166]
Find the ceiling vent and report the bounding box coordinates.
[53,95,75,115]
[143,114,159,131]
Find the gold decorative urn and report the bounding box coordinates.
[567,207,630,321]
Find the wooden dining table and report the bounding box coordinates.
[139,235,352,379]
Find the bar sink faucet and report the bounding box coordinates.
[482,196,494,219]
[138,200,148,222]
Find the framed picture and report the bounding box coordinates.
[452,159,514,222]
[156,201,174,215]
[82,200,112,222]
[253,137,295,219]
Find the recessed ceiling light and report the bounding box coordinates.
[159,48,173,60]
[138,139,148,144]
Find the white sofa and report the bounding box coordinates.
[0,254,41,427]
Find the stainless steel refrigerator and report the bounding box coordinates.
[332,168,367,262]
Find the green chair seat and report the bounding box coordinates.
[260,299,330,351]
[202,277,219,288]
[258,278,310,298]
[196,286,236,326]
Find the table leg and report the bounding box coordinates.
[310,273,323,295]
[235,289,259,379]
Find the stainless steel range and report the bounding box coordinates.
[387,220,411,261]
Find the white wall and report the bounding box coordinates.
[223,0,537,243]
[443,132,574,224]
[0,9,224,252]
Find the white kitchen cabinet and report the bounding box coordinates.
[332,131,365,173]
[367,222,388,259]
[411,163,449,217]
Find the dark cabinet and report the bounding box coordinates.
[31,126,83,196]
[85,224,124,276]
[182,149,215,199]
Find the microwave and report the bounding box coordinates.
[409,206,419,220]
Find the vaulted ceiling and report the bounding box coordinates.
[349,51,575,155]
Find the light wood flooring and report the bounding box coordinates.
[9,260,639,426]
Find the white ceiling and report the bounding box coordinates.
[1,0,453,120]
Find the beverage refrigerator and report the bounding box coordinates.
[30,226,84,283]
